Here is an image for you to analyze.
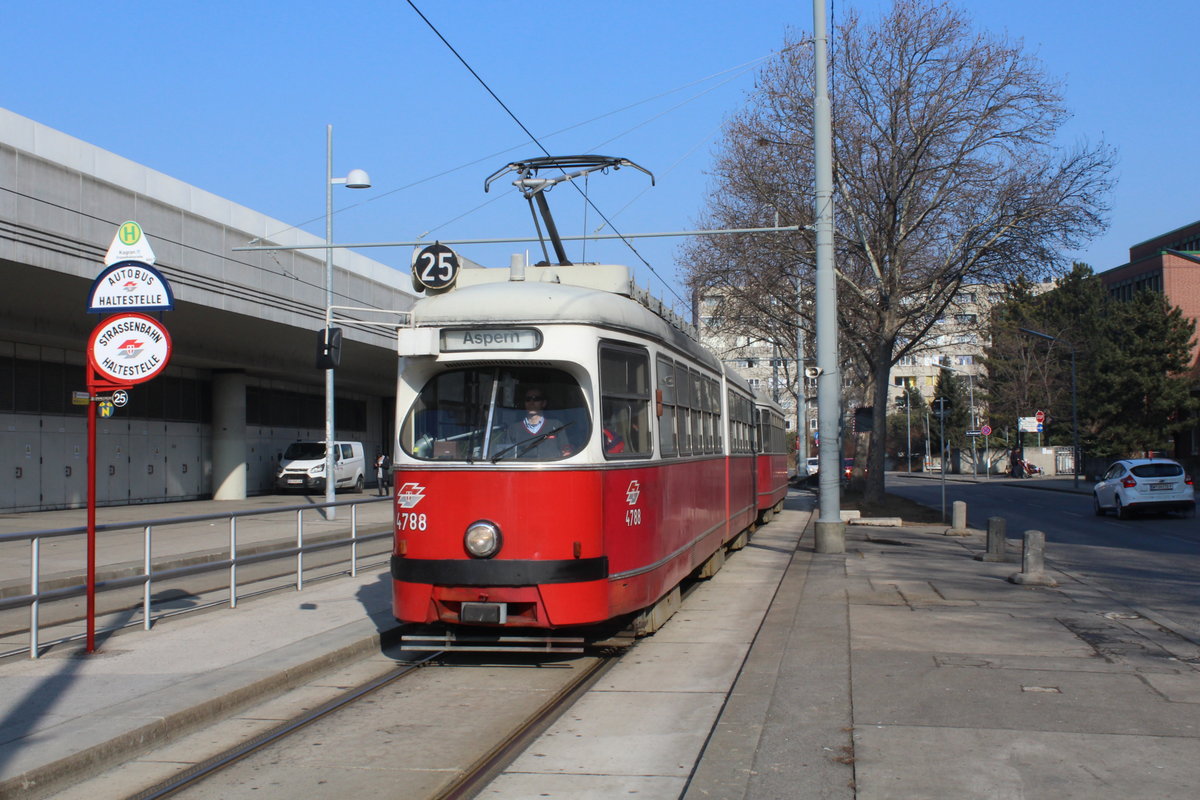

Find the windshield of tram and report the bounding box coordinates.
[401,367,590,462]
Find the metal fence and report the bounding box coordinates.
[0,496,392,659]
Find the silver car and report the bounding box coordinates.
[1093,458,1195,519]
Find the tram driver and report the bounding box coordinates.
[496,385,574,459]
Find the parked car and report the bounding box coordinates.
[843,457,855,481]
[806,457,820,477]
[275,440,366,493]
[1093,458,1195,519]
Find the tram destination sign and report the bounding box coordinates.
[440,327,542,353]
[87,312,172,385]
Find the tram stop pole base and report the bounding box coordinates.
[814,520,846,554]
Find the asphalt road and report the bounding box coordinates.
[886,474,1200,638]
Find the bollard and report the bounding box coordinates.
[1008,529,1058,586]
[975,516,1011,562]
[945,499,969,536]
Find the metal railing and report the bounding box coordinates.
[0,496,392,660]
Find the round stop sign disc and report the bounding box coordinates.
[87,313,172,385]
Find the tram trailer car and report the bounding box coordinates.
[390,260,788,645]
[755,403,790,523]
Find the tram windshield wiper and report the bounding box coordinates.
[490,422,574,463]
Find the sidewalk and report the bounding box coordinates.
[686,508,1200,799]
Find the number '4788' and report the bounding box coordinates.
[398,512,427,531]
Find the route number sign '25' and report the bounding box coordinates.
[412,243,461,292]
[87,312,172,384]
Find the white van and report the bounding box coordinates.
[275,440,366,493]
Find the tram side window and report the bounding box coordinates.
[656,356,677,457]
[710,378,723,452]
[691,371,705,453]
[600,345,651,458]
[676,364,692,455]
[707,378,718,453]
[726,390,737,453]
[728,392,752,455]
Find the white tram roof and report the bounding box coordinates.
[405,263,727,375]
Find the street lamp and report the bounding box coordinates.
[1020,327,1080,489]
[324,124,371,519]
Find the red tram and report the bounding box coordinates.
[388,155,789,649]
[389,260,789,647]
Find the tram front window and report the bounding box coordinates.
[401,367,590,462]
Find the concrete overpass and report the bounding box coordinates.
[0,107,414,512]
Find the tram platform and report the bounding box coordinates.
[0,486,1198,799]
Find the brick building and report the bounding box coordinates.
[1099,218,1200,458]
[1099,219,1200,376]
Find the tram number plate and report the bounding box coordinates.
[625,508,642,526]
[461,602,507,624]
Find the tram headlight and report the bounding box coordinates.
[464,520,502,558]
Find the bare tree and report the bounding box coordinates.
[684,0,1115,502]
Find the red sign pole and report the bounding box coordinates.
[85,369,98,653]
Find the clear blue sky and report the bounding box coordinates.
[3,1,1195,311]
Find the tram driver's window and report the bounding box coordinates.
[600,345,651,458]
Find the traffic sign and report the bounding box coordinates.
[87,313,172,385]
[1035,410,1045,423]
[88,260,175,313]
[104,220,157,266]
[980,424,992,436]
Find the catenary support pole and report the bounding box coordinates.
[812,0,844,553]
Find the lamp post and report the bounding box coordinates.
[896,392,912,473]
[324,124,371,519]
[1019,327,1080,489]
[933,396,948,521]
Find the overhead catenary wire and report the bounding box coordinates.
[404,0,688,305]
[253,54,768,248]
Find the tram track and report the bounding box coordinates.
[432,653,615,800]
[63,642,622,800]
[126,651,444,800]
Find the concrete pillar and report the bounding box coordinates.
[212,371,247,500]
[814,520,845,554]
[1008,529,1058,586]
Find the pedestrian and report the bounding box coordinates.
[375,450,391,495]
